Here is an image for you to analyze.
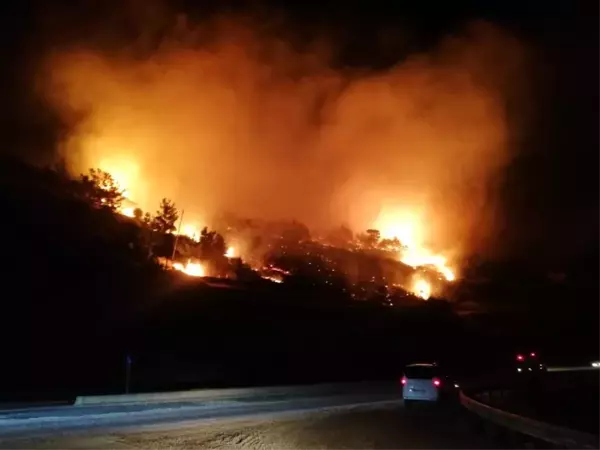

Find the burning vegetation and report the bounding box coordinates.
[73,166,452,301]
[38,11,527,302]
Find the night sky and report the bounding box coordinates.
[1,0,597,267]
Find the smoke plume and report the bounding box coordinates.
[39,12,527,264]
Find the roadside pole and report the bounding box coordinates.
[125,354,132,394]
[171,209,185,261]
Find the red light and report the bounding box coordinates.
[516,354,525,361]
[401,376,407,385]
[530,352,536,357]
[432,377,441,387]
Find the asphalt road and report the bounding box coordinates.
[0,390,400,439]
[0,384,504,449]
[2,369,596,449]
[0,403,505,449]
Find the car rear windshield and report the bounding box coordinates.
[404,366,438,379]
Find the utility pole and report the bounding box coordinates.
[171,209,185,261]
[125,354,132,394]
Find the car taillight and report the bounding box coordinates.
[530,352,536,357]
[432,377,441,387]
[401,376,407,385]
[516,354,525,361]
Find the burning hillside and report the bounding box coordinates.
[40,14,526,279]
[372,209,456,281]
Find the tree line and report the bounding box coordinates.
[77,168,234,275]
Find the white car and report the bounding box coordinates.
[401,363,447,405]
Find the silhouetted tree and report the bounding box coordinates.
[327,225,353,247]
[281,220,310,244]
[151,198,179,234]
[133,207,143,221]
[357,229,380,249]
[174,235,197,259]
[198,227,227,260]
[379,237,401,251]
[78,168,125,211]
[142,212,153,227]
[232,258,261,281]
[366,229,381,241]
[196,227,228,276]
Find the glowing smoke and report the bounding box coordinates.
[39,14,527,268]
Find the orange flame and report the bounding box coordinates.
[119,206,135,218]
[374,208,456,281]
[413,278,432,300]
[178,223,201,242]
[97,156,140,200]
[45,18,530,282]
[173,260,205,277]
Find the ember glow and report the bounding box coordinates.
[263,275,283,284]
[225,247,236,258]
[42,15,526,271]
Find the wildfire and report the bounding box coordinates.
[263,275,283,284]
[116,198,139,219]
[225,246,236,258]
[98,156,140,199]
[374,208,456,281]
[413,278,432,300]
[173,260,205,277]
[401,248,456,281]
[179,224,201,242]
[120,206,135,218]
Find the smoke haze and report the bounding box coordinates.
[39,12,527,264]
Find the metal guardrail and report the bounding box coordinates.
[460,390,599,449]
[547,366,599,373]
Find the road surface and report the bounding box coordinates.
[0,383,504,449]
